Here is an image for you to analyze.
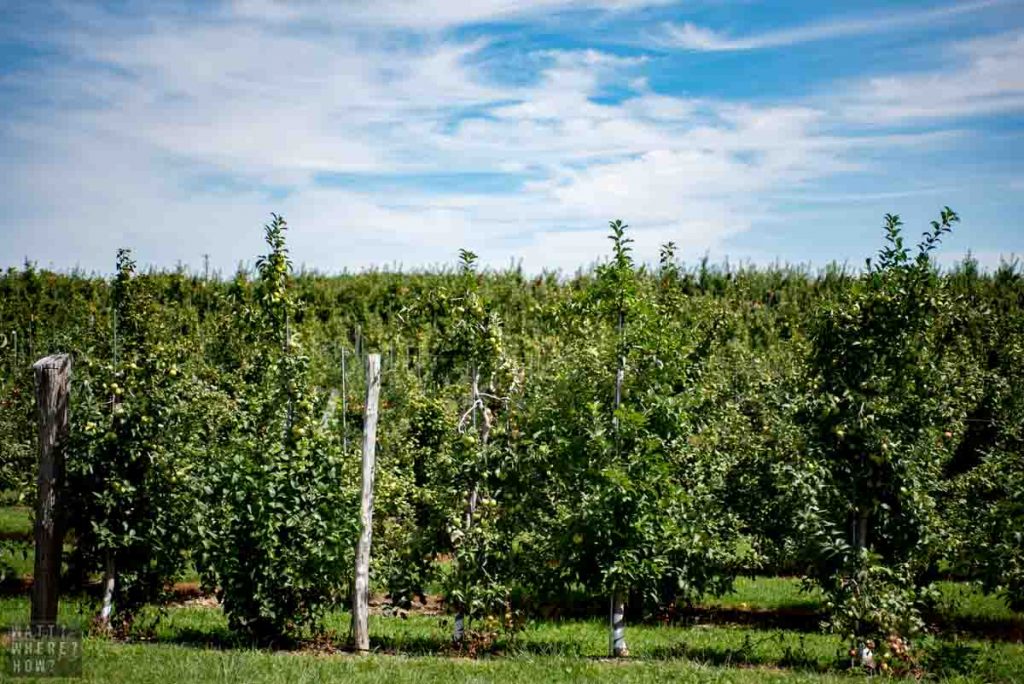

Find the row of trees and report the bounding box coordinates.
[57,219,357,638]
[1,209,1022,661]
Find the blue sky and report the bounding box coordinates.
[1,0,1022,274]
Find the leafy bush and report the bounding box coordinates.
[512,222,743,615]
[3,204,1024,649]
[802,209,969,640]
[64,249,209,626]
[196,216,358,643]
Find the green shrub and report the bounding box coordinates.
[65,249,209,626]
[196,216,357,643]
[802,209,970,639]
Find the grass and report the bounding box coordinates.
[0,505,31,539]
[0,505,34,582]
[936,581,1020,623]
[710,575,822,611]
[6,641,868,684]
[0,500,1021,681]
[1,594,1022,683]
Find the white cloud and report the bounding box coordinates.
[662,0,1009,51]
[232,0,675,30]
[0,1,990,274]
[838,31,1024,122]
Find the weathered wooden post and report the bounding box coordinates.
[30,354,71,626]
[351,353,381,652]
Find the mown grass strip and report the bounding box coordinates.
[2,595,1022,682]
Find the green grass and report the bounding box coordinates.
[2,595,1022,683]
[0,505,34,580]
[5,642,866,684]
[0,505,31,538]
[936,581,1021,623]
[710,577,1023,627]
[709,576,822,611]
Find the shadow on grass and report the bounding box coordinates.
[367,633,839,677]
[0,576,31,595]
[368,628,830,668]
[668,606,822,634]
[659,605,1024,643]
[152,626,243,650]
[147,609,1024,661]
[642,636,833,673]
[369,634,455,656]
[929,613,1024,643]
[106,617,1004,681]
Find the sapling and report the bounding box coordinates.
[804,208,965,657]
[443,249,517,643]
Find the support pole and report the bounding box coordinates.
[341,347,348,453]
[351,353,381,652]
[609,340,628,657]
[610,591,628,657]
[30,354,71,627]
[98,554,115,629]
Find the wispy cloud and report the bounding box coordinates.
[835,31,1024,122]
[662,0,1008,51]
[0,2,891,272]
[0,1,1019,273]
[232,0,675,30]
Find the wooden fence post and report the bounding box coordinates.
[351,353,381,652]
[30,354,71,627]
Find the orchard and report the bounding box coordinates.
[1,208,1023,678]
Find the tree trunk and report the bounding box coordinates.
[609,327,627,656]
[454,367,492,643]
[30,354,71,627]
[855,511,869,551]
